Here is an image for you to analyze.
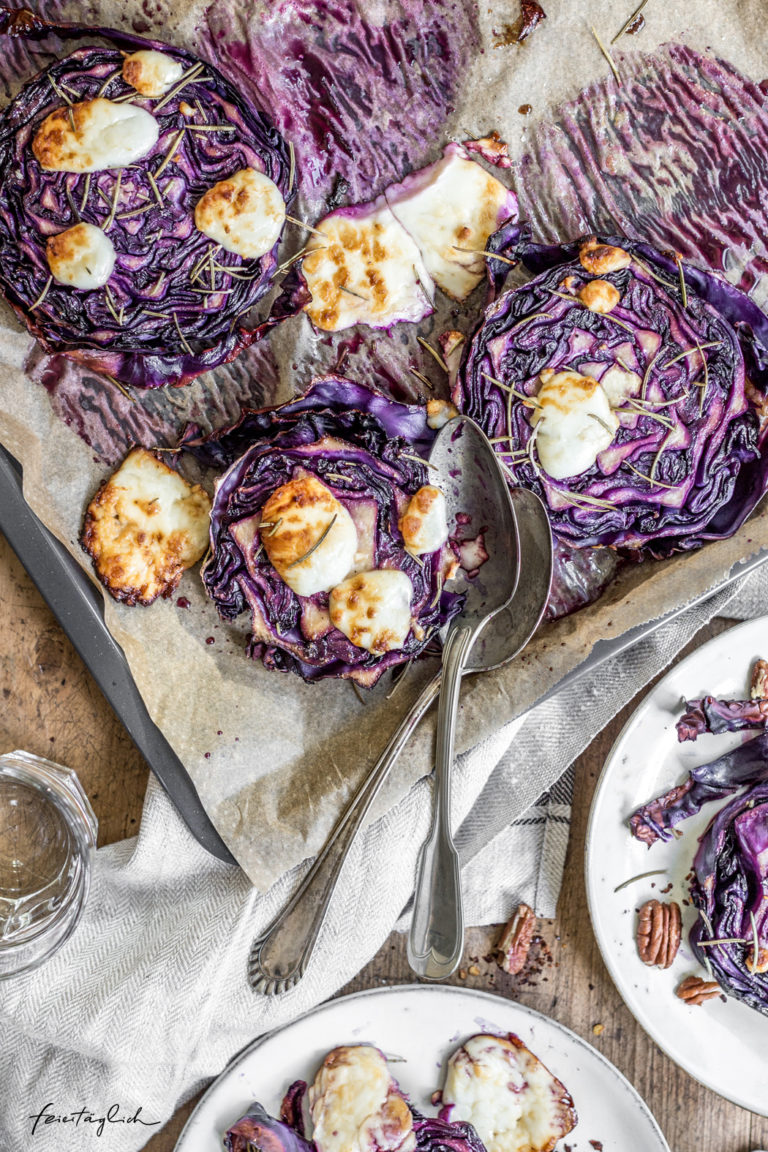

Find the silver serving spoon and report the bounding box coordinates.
[248,445,553,995]
[406,417,521,981]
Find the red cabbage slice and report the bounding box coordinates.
[456,233,768,556]
[193,377,463,686]
[689,783,768,1015]
[411,1116,487,1152]
[225,1102,316,1152]
[0,15,293,388]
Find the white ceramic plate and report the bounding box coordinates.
[175,984,668,1152]
[586,615,768,1115]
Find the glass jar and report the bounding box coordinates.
[0,750,97,978]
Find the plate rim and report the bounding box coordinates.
[585,614,768,1117]
[174,982,670,1151]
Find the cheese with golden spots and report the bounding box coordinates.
[386,145,517,300]
[81,448,211,606]
[532,370,618,480]
[399,486,448,555]
[329,569,413,653]
[46,222,115,290]
[195,167,285,260]
[441,1034,577,1152]
[32,98,159,173]
[261,475,357,597]
[121,50,184,98]
[302,197,434,332]
[310,1046,415,1152]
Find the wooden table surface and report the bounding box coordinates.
[2,529,767,1152]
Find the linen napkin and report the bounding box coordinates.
[0,568,763,1152]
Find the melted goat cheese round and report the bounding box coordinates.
[532,370,618,480]
[32,98,159,173]
[399,486,448,555]
[121,50,185,98]
[261,475,357,598]
[194,167,285,259]
[46,223,116,289]
[329,569,413,653]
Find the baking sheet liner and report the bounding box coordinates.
[0,0,766,886]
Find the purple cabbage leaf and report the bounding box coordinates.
[677,695,768,742]
[224,1102,316,1152]
[629,731,768,845]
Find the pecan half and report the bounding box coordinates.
[496,903,536,974]
[636,899,681,968]
[750,658,768,700]
[675,975,721,1005]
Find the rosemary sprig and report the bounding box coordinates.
[662,341,722,367]
[386,659,413,701]
[611,0,648,42]
[152,61,204,112]
[613,869,667,893]
[147,170,164,207]
[172,312,193,355]
[649,434,668,480]
[96,67,121,98]
[259,517,283,537]
[452,245,516,266]
[556,487,618,512]
[339,284,369,301]
[102,170,123,232]
[588,411,616,436]
[409,366,434,391]
[117,202,153,221]
[104,373,135,403]
[400,451,438,471]
[154,129,185,180]
[184,123,237,133]
[417,336,448,372]
[30,276,53,310]
[547,288,578,302]
[79,172,91,214]
[625,459,677,489]
[510,310,554,331]
[276,244,315,275]
[750,910,760,973]
[604,313,636,336]
[104,284,122,326]
[65,184,82,222]
[285,214,326,238]
[697,937,750,948]
[286,514,337,568]
[430,571,444,609]
[287,141,295,195]
[591,25,622,85]
[632,255,678,292]
[351,680,367,705]
[141,308,171,318]
[190,246,214,284]
[623,397,675,427]
[641,349,661,400]
[676,255,688,308]
[481,370,542,409]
